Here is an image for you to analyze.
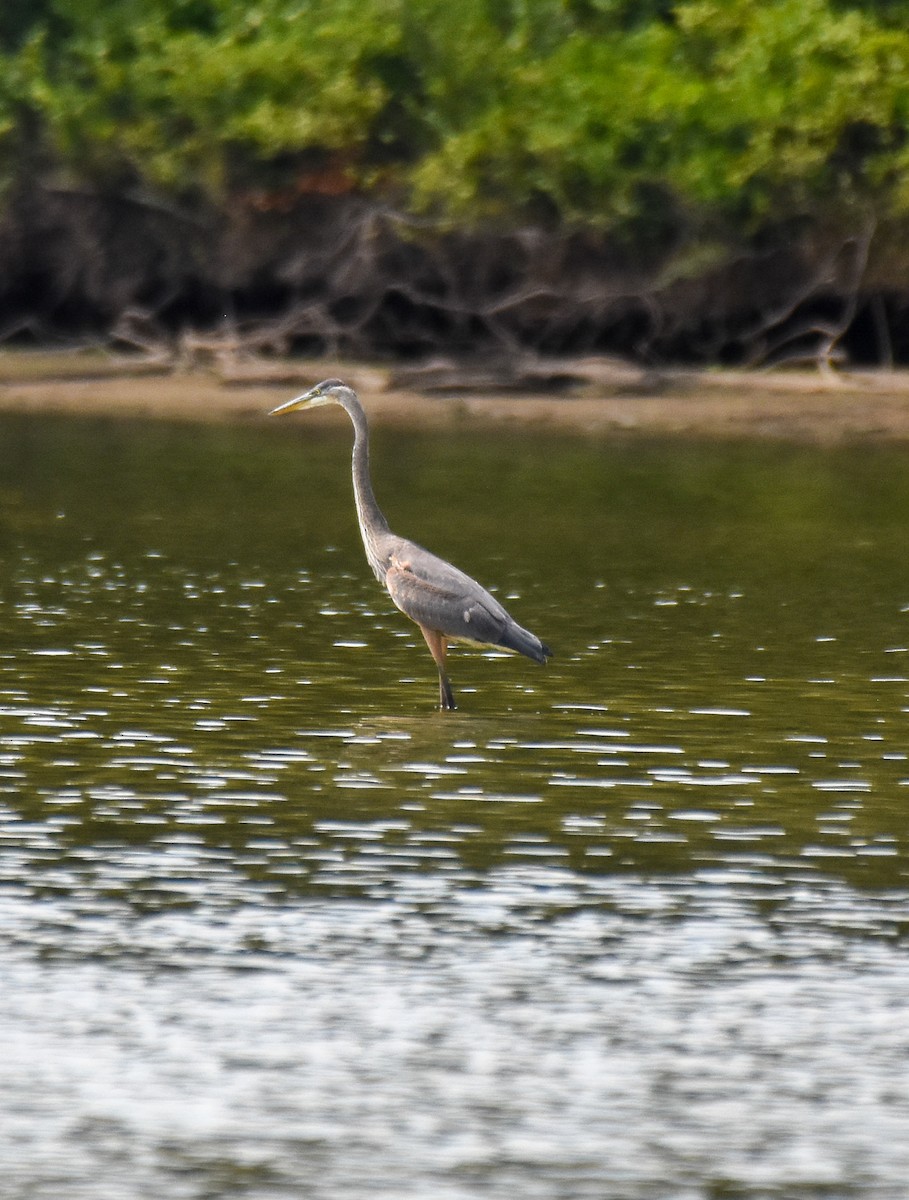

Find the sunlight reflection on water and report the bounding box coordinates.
[2,414,909,1197]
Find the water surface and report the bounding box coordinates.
[1,412,909,1198]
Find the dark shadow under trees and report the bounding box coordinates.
[0,186,901,377]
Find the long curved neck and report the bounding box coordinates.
[339,393,391,578]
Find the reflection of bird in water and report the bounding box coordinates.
[270,379,552,710]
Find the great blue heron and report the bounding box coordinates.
[270,379,551,710]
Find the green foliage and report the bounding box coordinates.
[1,0,909,239]
[9,0,408,194]
[410,0,909,233]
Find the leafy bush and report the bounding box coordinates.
[411,0,909,234]
[2,0,909,240]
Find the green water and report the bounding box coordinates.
[1,410,909,1199]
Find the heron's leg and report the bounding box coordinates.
[438,670,456,711]
[418,625,457,711]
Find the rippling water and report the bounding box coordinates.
[2,412,909,1198]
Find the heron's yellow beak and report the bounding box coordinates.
[269,387,332,416]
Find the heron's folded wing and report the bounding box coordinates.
[385,563,507,645]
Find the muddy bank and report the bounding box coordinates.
[3,352,909,441]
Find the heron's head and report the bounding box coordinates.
[269,378,352,416]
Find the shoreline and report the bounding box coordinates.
[3,353,909,441]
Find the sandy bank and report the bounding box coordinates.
[3,353,909,441]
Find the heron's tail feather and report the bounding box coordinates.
[498,622,552,664]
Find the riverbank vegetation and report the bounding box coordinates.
[2,0,909,368]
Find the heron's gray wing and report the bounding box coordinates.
[384,546,510,647]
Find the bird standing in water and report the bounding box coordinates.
[270,379,551,710]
